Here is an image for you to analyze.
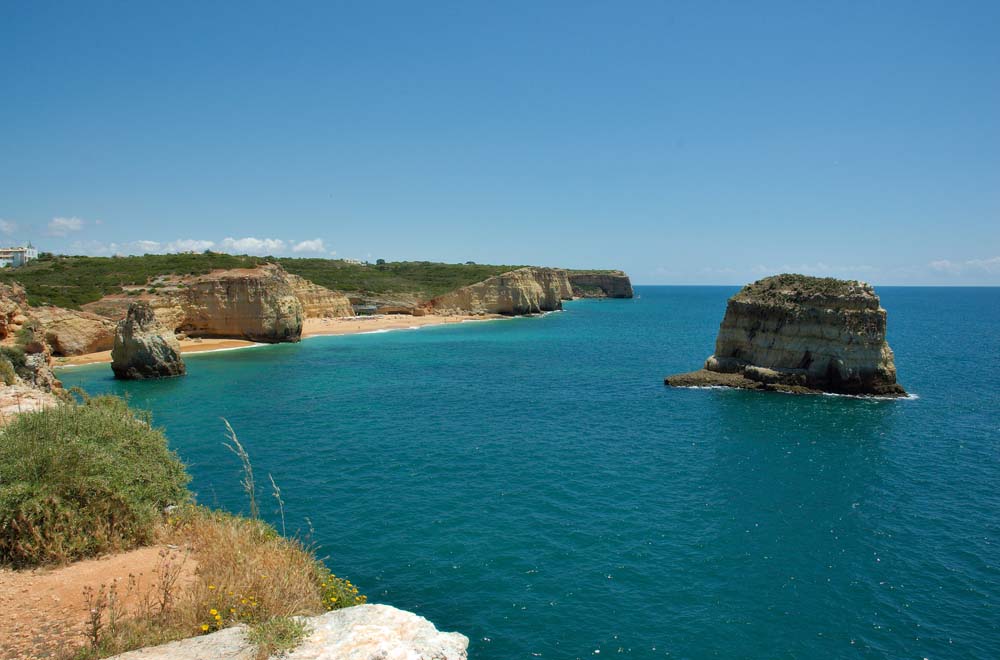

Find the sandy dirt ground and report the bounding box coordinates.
[0,546,197,660]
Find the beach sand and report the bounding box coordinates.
[54,314,501,367]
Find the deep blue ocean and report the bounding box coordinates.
[60,286,1000,659]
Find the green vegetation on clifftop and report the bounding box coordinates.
[0,253,523,309]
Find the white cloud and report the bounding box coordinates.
[930,256,1000,275]
[133,240,162,253]
[0,219,16,235]
[291,238,327,254]
[47,216,85,236]
[166,239,216,253]
[219,237,286,255]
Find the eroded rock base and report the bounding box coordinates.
[665,368,907,397]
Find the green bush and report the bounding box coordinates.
[0,396,191,567]
[0,356,15,385]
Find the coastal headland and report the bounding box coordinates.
[0,255,632,370]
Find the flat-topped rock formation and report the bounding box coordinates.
[179,264,304,343]
[568,270,634,298]
[665,274,906,396]
[428,267,573,316]
[105,604,468,660]
[111,302,186,380]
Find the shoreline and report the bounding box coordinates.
[53,313,504,368]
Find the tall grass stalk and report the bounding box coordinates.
[222,419,257,519]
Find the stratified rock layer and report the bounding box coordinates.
[286,273,355,318]
[665,274,906,396]
[429,267,573,315]
[111,302,186,380]
[104,604,468,660]
[568,271,634,298]
[30,306,116,356]
[180,264,304,342]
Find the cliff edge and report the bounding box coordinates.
[665,274,906,396]
[568,270,634,298]
[104,604,468,660]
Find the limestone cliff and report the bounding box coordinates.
[179,264,304,343]
[286,273,354,318]
[568,271,634,298]
[665,274,905,396]
[111,302,186,380]
[29,306,116,356]
[429,267,573,315]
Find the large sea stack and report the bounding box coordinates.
[111,302,186,380]
[665,274,905,396]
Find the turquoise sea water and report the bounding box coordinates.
[60,286,1000,659]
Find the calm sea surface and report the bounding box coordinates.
[60,286,1000,659]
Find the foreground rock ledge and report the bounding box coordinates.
[665,274,906,396]
[106,604,469,660]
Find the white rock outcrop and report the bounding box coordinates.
[105,604,468,660]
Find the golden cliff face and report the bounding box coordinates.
[285,274,355,318]
[568,271,634,298]
[179,264,304,343]
[29,306,116,356]
[428,267,573,316]
[666,274,905,396]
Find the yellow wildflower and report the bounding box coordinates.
[200,624,209,632]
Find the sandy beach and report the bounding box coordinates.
[54,314,501,367]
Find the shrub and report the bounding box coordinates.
[0,345,26,371]
[0,396,191,567]
[0,356,16,385]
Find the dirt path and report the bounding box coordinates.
[0,546,197,660]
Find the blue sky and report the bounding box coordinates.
[2,1,998,285]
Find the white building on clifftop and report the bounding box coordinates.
[0,243,39,268]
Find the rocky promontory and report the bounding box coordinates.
[111,302,186,380]
[568,270,634,298]
[428,267,573,315]
[665,274,906,396]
